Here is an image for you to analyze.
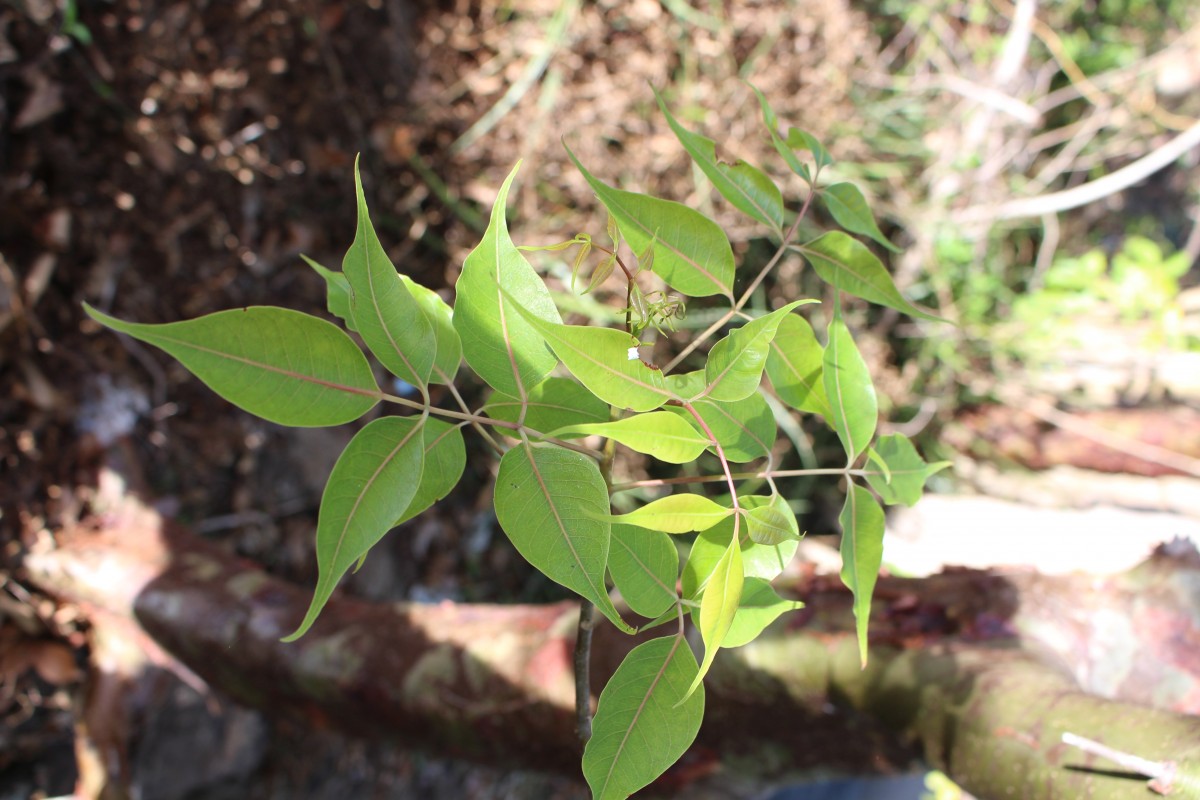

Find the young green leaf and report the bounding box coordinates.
[283,415,426,641]
[301,254,357,332]
[671,392,776,463]
[506,301,673,412]
[654,88,784,233]
[608,524,678,619]
[785,126,832,172]
[797,232,942,322]
[565,143,736,299]
[495,443,633,633]
[703,301,812,402]
[583,636,703,800]
[612,493,732,534]
[83,304,379,427]
[721,578,804,648]
[454,162,562,399]
[747,83,830,182]
[395,418,466,525]
[552,412,709,464]
[682,499,799,597]
[741,494,800,546]
[484,376,611,437]
[344,158,436,388]
[821,182,899,253]
[864,433,951,507]
[685,534,743,698]
[823,316,877,463]
[766,313,831,418]
[839,482,885,667]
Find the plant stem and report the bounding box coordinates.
[573,600,596,742]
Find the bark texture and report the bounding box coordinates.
[21,494,1200,799]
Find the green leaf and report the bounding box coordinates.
[403,277,462,384]
[344,158,435,388]
[396,418,466,525]
[864,433,950,507]
[840,482,885,667]
[741,494,800,546]
[583,636,703,800]
[685,533,742,698]
[785,126,832,171]
[612,494,732,534]
[484,377,611,437]
[301,254,357,332]
[552,412,709,464]
[671,392,776,463]
[703,301,812,402]
[747,84,829,182]
[766,313,831,418]
[283,415,426,640]
[608,524,678,619]
[83,304,379,427]
[495,443,632,633]
[565,143,736,299]
[454,162,562,398]
[721,578,804,648]
[798,232,941,322]
[823,317,877,463]
[682,498,798,597]
[654,88,784,232]
[821,182,899,253]
[506,303,673,412]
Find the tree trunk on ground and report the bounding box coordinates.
[21,490,1200,799]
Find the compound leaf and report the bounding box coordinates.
[799,232,941,322]
[83,304,379,427]
[821,182,899,253]
[552,411,708,464]
[566,144,735,299]
[840,482,885,667]
[284,415,426,640]
[864,433,951,507]
[583,636,703,800]
[613,494,732,534]
[823,316,877,463]
[454,162,562,398]
[766,313,831,418]
[344,159,435,388]
[608,524,678,619]
[495,443,632,633]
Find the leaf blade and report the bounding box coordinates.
[864,433,950,507]
[821,182,899,253]
[766,313,831,418]
[704,301,812,402]
[823,316,877,463]
[839,483,885,667]
[608,524,678,619]
[798,232,941,322]
[612,494,733,534]
[552,411,709,464]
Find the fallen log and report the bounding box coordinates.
[21,488,1200,799]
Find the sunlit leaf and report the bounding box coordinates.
[748,83,830,182]
[821,182,899,253]
[552,411,709,464]
[608,524,678,619]
[83,304,379,427]
[741,494,800,546]
[685,534,742,698]
[785,126,832,171]
[344,158,435,388]
[612,493,732,534]
[721,578,803,648]
[284,415,426,640]
[823,316,877,463]
[454,162,562,398]
[766,313,831,418]
[840,482,884,667]
[566,143,736,299]
[682,498,798,597]
[495,443,633,633]
[703,301,812,402]
[583,636,703,800]
[655,88,784,232]
[484,376,611,438]
[798,232,941,322]
[670,391,776,463]
[864,433,951,507]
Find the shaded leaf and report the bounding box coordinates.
[566,144,735,299]
[840,483,885,667]
[766,313,831,418]
[682,498,798,597]
[495,443,632,632]
[655,88,784,232]
[703,301,813,402]
[344,159,435,388]
[484,377,611,438]
[552,412,709,464]
[608,524,678,619]
[83,304,379,427]
[821,182,899,253]
[403,277,462,384]
[284,415,426,640]
[583,636,703,800]
[301,254,357,332]
[454,162,562,398]
[612,494,732,534]
[721,578,804,648]
[864,433,951,507]
[798,232,941,322]
[396,418,466,524]
[823,317,877,462]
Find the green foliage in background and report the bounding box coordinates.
[85,87,945,798]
